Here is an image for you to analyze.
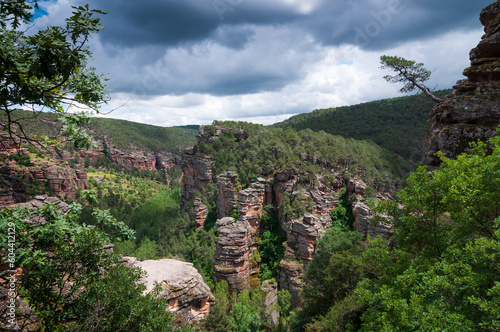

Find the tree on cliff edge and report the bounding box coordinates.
[380,55,444,103]
[0,0,107,149]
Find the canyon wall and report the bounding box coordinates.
[424,0,500,166]
[181,126,393,306]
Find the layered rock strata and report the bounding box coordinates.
[121,257,214,324]
[180,148,213,212]
[0,173,26,207]
[424,0,500,166]
[1,165,88,201]
[351,198,393,240]
[213,217,251,292]
[194,198,208,229]
[216,171,240,219]
[279,213,331,307]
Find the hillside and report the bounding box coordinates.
[275,90,452,164]
[1,109,199,153]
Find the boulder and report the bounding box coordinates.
[122,257,214,325]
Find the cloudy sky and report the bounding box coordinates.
[35,0,491,126]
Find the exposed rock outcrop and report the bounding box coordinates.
[121,257,214,325]
[1,164,88,201]
[0,173,26,207]
[180,148,213,212]
[194,198,208,229]
[262,280,279,326]
[424,0,500,166]
[279,213,331,307]
[213,217,251,292]
[351,198,393,240]
[239,178,272,242]
[0,134,29,156]
[216,171,240,219]
[7,194,69,213]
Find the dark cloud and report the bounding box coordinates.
[210,26,256,50]
[82,0,491,98]
[297,0,491,49]
[93,0,490,50]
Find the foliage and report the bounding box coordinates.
[203,121,409,192]
[275,91,450,163]
[330,188,355,230]
[204,281,232,332]
[354,130,500,330]
[0,1,107,149]
[259,205,286,281]
[380,55,443,103]
[0,199,176,331]
[68,264,175,332]
[291,222,366,331]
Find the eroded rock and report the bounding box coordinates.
[424,1,500,166]
[122,257,214,325]
[213,217,251,292]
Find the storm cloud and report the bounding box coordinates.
[36,0,492,125]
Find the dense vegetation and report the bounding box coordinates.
[1,109,198,153]
[0,194,178,331]
[275,90,451,165]
[289,129,500,331]
[202,120,411,191]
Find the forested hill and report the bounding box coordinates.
[85,118,199,152]
[2,110,199,153]
[274,90,452,163]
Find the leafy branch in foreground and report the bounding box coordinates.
[0,1,108,150]
[0,191,175,331]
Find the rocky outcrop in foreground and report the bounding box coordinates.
[121,257,214,324]
[424,0,500,166]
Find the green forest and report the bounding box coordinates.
[1,0,500,331]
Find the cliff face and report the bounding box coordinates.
[279,213,332,306]
[181,126,392,303]
[213,217,251,292]
[180,148,213,212]
[424,0,500,166]
[216,171,240,219]
[0,164,88,202]
[121,257,214,325]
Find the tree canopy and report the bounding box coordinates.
[0,0,107,149]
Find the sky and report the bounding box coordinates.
[34,0,492,127]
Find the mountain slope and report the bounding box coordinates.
[1,110,199,153]
[274,90,451,163]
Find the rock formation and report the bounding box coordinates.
[180,148,213,212]
[351,198,393,239]
[216,171,240,219]
[261,280,279,326]
[0,173,26,207]
[213,217,251,292]
[424,0,500,166]
[279,213,331,307]
[121,257,214,325]
[194,198,208,229]
[8,194,70,213]
[0,164,88,201]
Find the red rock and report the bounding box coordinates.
[180,149,213,212]
[194,198,208,229]
[213,217,251,292]
[216,171,240,219]
[424,1,500,166]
